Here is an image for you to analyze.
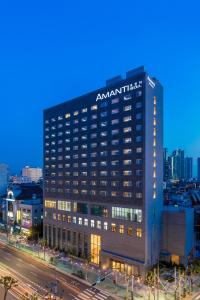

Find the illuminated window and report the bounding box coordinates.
[58,201,71,211]
[67,216,71,223]
[73,216,76,224]
[91,220,95,227]
[119,225,124,234]
[124,105,132,111]
[53,213,56,220]
[84,219,88,226]
[97,221,101,229]
[104,222,108,230]
[111,223,117,232]
[123,127,132,133]
[65,113,70,119]
[45,200,56,209]
[78,217,82,225]
[90,234,101,265]
[136,228,142,238]
[123,116,132,122]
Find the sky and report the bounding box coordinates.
[0,0,200,174]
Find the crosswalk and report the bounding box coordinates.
[73,287,110,300]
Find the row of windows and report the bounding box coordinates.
[45,94,143,124]
[45,149,143,161]
[45,212,142,238]
[45,188,142,198]
[45,159,142,167]
[45,169,142,177]
[46,180,142,188]
[45,115,142,135]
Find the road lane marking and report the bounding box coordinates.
[195,295,200,300]
[95,294,107,300]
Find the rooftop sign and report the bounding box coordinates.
[96,80,143,101]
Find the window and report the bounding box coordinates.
[124,94,132,101]
[112,98,119,104]
[124,105,132,111]
[123,160,132,165]
[67,216,71,223]
[100,131,107,137]
[123,116,132,122]
[84,219,88,226]
[124,127,132,133]
[91,133,97,138]
[136,136,142,142]
[91,105,97,110]
[101,121,107,127]
[111,129,119,135]
[90,234,101,265]
[112,108,119,114]
[111,140,119,146]
[112,207,142,222]
[65,113,70,119]
[74,110,79,116]
[100,102,108,108]
[127,227,133,236]
[136,228,142,238]
[136,113,142,120]
[111,223,117,232]
[124,138,132,144]
[111,119,119,125]
[82,108,87,113]
[136,147,142,153]
[136,124,142,131]
[58,201,71,212]
[91,124,97,129]
[123,181,132,187]
[119,225,124,234]
[136,193,142,199]
[123,149,132,154]
[112,150,120,156]
[78,217,82,225]
[104,222,108,230]
[73,216,76,224]
[91,220,95,228]
[97,221,101,229]
[101,111,107,117]
[136,102,142,108]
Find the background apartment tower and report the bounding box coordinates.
[22,166,42,183]
[197,158,200,181]
[184,157,193,180]
[43,67,163,275]
[0,163,9,196]
[171,149,185,180]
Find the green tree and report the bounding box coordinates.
[0,276,18,300]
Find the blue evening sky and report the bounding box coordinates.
[0,0,200,174]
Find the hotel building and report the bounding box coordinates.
[43,66,163,274]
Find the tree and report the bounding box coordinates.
[20,292,38,300]
[0,276,18,300]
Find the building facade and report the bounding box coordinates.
[184,157,193,180]
[0,164,9,196]
[22,166,42,183]
[171,149,185,180]
[43,67,163,275]
[197,158,200,181]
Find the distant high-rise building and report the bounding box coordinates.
[22,166,42,183]
[197,158,200,181]
[163,148,170,181]
[184,157,193,180]
[0,164,9,196]
[171,149,185,180]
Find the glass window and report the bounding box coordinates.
[91,105,97,110]
[112,98,119,104]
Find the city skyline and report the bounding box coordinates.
[0,0,200,173]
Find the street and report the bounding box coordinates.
[0,241,113,300]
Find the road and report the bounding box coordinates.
[0,241,114,300]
